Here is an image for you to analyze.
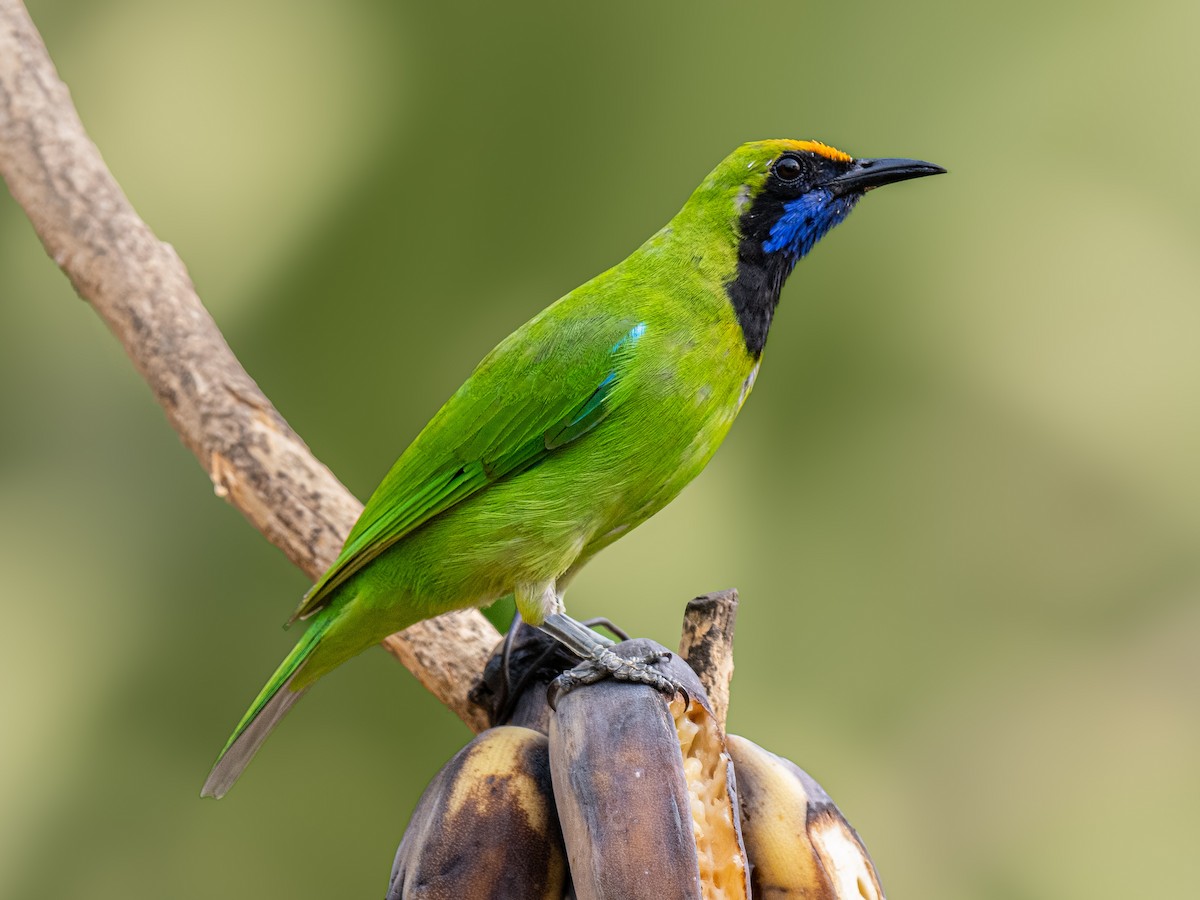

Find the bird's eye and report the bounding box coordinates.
[774,156,803,183]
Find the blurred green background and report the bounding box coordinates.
[2,0,1199,896]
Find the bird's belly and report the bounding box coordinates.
[578,358,760,553]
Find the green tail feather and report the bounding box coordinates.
[201,616,332,799]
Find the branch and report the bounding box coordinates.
[0,0,495,732]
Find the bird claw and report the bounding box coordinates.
[547,647,684,710]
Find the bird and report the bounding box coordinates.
[201,139,944,798]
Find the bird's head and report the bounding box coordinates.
[726,140,945,261]
[679,139,945,356]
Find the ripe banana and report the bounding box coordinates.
[728,734,886,900]
[387,724,568,900]
[549,638,750,900]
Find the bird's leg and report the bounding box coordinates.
[538,611,682,707]
[538,611,615,655]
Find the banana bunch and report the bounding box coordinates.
[388,628,884,899]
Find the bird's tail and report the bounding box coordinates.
[201,615,332,799]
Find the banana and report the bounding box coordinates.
[549,638,750,900]
[387,724,568,900]
[727,734,886,900]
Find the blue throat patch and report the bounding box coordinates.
[762,190,860,269]
[725,186,863,358]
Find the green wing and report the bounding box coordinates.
[291,308,647,622]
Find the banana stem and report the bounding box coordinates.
[678,590,739,731]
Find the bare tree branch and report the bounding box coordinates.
[0,0,495,732]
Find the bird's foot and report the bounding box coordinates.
[547,647,687,709]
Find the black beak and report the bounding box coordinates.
[824,157,946,196]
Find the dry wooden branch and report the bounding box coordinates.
[0,0,495,732]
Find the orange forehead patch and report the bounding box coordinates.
[781,140,853,163]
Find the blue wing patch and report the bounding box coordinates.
[612,321,647,351]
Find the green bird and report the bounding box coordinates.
[202,139,944,798]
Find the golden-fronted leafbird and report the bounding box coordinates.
[202,139,944,798]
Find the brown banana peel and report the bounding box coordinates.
[388,725,568,899]
[728,734,886,900]
[549,639,750,900]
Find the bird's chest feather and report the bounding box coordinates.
[587,319,759,522]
